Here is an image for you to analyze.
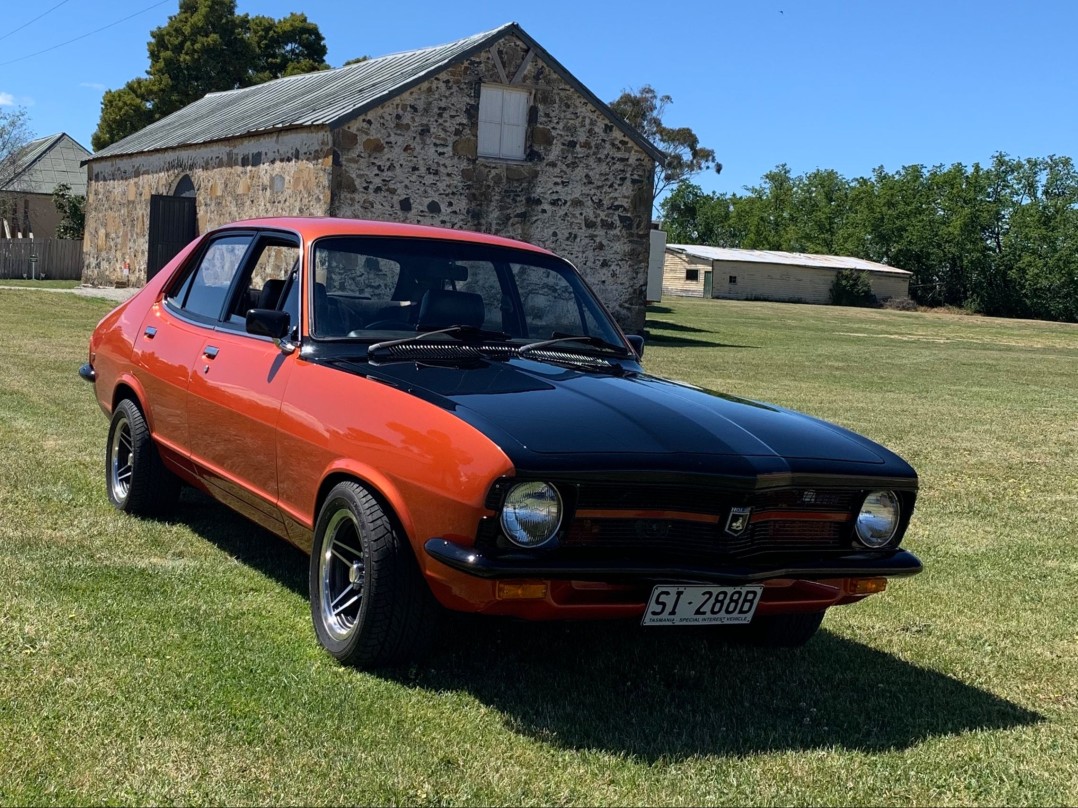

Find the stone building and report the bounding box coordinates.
[82,23,661,331]
[1,133,91,239]
[663,245,912,304]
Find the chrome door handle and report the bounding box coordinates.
[203,346,219,358]
[144,326,157,338]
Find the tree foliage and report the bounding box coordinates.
[92,0,328,151]
[0,106,34,232]
[608,85,720,205]
[829,269,875,307]
[660,154,1078,322]
[52,183,85,240]
[0,106,34,187]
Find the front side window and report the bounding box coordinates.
[478,85,529,160]
[168,235,252,321]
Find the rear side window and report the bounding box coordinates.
[168,235,252,321]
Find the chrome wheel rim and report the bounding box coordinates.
[109,414,134,503]
[319,508,364,642]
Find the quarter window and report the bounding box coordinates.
[478,85,529,160]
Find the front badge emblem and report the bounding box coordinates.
[725,506,752,537]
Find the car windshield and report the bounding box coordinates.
[309,236,626,350]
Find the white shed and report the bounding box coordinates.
[663,245,912,304]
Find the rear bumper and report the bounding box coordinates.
[423,538,922,585]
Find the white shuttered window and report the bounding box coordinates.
[478,85,529,160]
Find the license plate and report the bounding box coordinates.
[642,585,763,626]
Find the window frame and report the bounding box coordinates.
[218,232,303,332]
[164,230,258,326]
[685,268,700,282]
[477,84,531,161]
[163,228,303,334]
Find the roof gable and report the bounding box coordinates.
[88,23,662,164]
[1,133,91,195]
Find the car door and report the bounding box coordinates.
[185,232,301,534]
[132,232,256,466]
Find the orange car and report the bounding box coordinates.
[80,217,921,667]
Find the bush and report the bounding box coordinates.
[882,296,919,312]
[829,269,877,307]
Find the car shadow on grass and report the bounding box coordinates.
[403,617,1042,760]
[177,488,309,594]
[174,490,1041,761]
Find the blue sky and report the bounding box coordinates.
[2,0,1076,198]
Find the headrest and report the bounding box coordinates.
[416,289,485,330]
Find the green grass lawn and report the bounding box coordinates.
[0,279,80,289]
[1,289,1075,805]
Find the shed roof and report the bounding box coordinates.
[88,22,663,164]
[1,133,91,195]
[667,245,913,277]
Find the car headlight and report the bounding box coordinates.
[855,490,900,548]
[500,482,562,548]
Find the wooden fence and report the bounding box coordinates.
[0,239,84,280]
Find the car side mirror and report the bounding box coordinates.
[246,309,295,353]
[626,333,645,357]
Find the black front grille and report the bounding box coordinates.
[479,482,863,562]
[573,483,734,515]
[560,514,847,559]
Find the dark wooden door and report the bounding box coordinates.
[146,195,197,281]
[703,270,713,298]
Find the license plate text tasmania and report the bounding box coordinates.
[642,585,763,626]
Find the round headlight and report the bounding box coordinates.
[500,482,562,548]
[855,490,900,548]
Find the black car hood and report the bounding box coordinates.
[346,357,917,480]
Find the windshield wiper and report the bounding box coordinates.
[368,325,509,359]
[518,332,630,358]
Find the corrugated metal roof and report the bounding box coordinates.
[1,133,91,195]
[89,22,664,164]
[667,244,913,276]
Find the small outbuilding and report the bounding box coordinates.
[663,245,912,304]
[0,133,91,239]
[81,22,661,331]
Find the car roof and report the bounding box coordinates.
[218,217,557,256]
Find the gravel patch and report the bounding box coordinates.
[0,285,140,303]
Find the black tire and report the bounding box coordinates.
[309,481,440,668]
[743,610,825,648]
[105,398,181,516]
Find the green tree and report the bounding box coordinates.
[92,0,328,151]
[829,268,875,307]
[660,153,1078,321]
[608,85,721,206]
[52,183,85,240]
[245,12,329,84]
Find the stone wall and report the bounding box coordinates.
[82,129,332,285]
[330,35,655,332]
